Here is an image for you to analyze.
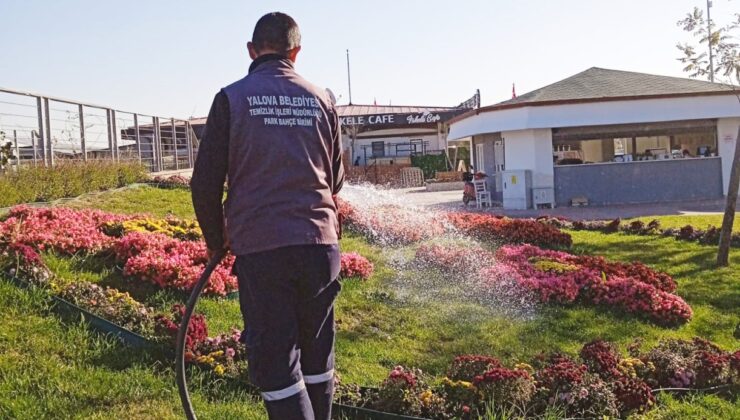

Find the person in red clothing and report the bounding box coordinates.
[191,12,344,420]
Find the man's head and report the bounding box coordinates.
[248,12,301,62]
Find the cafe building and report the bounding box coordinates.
[447,67,740,209]
[338,103,472,166]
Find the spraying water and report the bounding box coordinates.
[340,183,538,320]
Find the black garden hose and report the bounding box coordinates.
[176,249,226,420]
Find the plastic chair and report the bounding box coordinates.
[473,179,492,209]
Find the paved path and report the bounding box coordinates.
[144,173,737,221]
[388,187,738,220]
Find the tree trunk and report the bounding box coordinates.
[717,125,740,266]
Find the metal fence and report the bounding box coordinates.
[0,87,197,172]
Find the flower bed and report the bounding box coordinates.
[1,241,245,377]
[155,304,247,378]
[446,213,572,249]
[538,216,740,248]
[0,206,237,296]
[414,243,690,325]
[338,338,738,419]
[338,198,572,249]
[2,206,375,297]
[0,206,131,254]
[58,281,155,335]
[490,245,691,325]
[113,231,238,296]
[0,204,736,418]
[149,174,191,189]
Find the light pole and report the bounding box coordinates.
[707,0,715,82]
[346,49,353,105]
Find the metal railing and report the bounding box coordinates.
[0,87,197,172]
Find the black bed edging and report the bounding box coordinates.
[6,275,154,349]
[50,295,153,349]
[332,403,430,420]
[6,276,432,419]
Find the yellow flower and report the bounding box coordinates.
[458,380,474,389]
[515,363,534,373]
[419,390,433,404]
[214,364,226,376]
[531,258,579,273]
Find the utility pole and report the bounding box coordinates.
[346,49,353,105]
[707,0,715,82]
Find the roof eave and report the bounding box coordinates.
[447,90,739,125]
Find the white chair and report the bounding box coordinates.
[473,179,492,209]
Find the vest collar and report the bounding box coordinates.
[248,54,294,74]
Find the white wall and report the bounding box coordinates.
[449,94,740,141]
[502,128,554,189]
[718,117,740,195]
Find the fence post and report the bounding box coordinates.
[171,117,178,170]
[36,97,45,166]
[134,114,142,165]
[153,116,162,172]
[111,110,119,162]
[78,104,87,162]
[13,130,19,170]
[106,109,113,161]
[43,98,53,167]
[185,121,194,168]
[31,131,38,167]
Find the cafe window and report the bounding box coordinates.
[553,121,717,165]
[371,141,385,158]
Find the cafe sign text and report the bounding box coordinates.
[340,111,449,127]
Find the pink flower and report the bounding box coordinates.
[0,206,133,255]
[340,252,374,280]
[118,232,237,296]
[416,242,691,325]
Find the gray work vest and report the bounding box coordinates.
[222,58,342,255]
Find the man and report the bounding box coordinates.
[191,12,344,420]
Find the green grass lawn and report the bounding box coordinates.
[0,280,267,420]
[1,185,738,419]
[68,185,196,219]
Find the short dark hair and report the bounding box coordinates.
[252,12,301,54]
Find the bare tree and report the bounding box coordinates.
[677,7,740,80]
[677,6,740,266]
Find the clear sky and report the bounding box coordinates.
[1,0,737,118]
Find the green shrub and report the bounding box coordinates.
[117,162,147,186]
[0,161,148,207]
[410,154,448,179]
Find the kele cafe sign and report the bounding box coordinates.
[340,110,444,127]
